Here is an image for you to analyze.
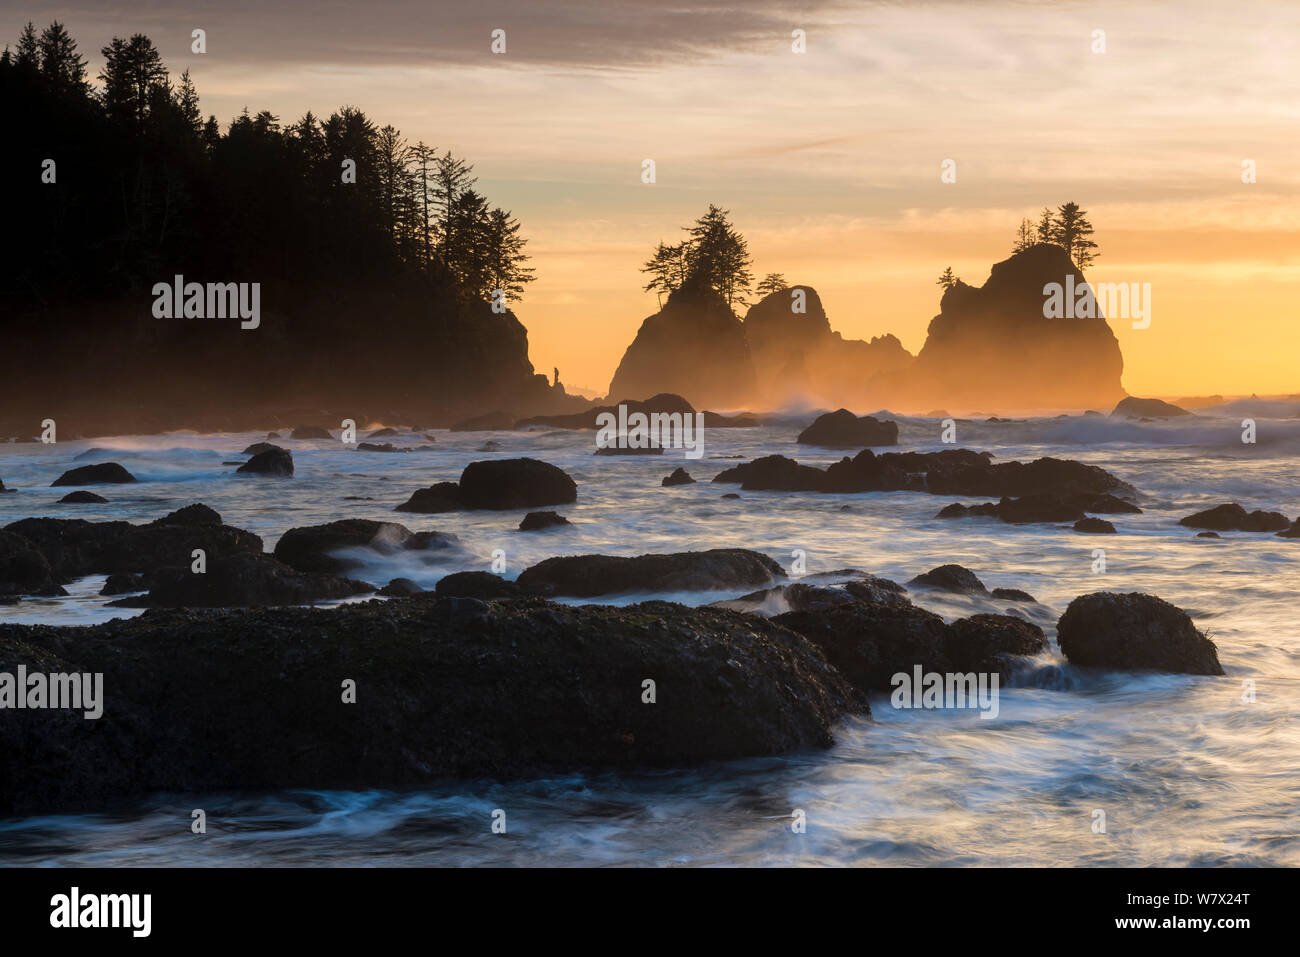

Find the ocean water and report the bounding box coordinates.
[2,405,1299,866]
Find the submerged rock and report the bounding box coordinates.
[290,425,334,439]
[517,548,785,597]
[58,490,108,504]
[1074,517,1116,534]
[50,462,136,486]
[518,511,570,531]
[0,599,867,812]
[1178,503,1290,533]
[796,409,898,448]
[662,467,695,487]
[991,587,1037,603]
[241,441,280,455]
[109,552,374,608]
[1112,396,1190,418]
[1277,519,1300,539]
[273,519,458,574]
[434,571,523,599]
[1056,592,1224,675]
[237,447,294,476]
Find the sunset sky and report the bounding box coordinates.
[11,0,1300,399]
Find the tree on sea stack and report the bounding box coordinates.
[1052,201,1098,270]
[640,204,754,308]
[1013,217,1036,252]
[756,273,788,296]
[937,266,960,290]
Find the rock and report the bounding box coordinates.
[368,427,400,438]
[775,600,951,691]
[450,410,516,431]
[721,493,740,499]
[1074,517,1116,533]
[1112,396,1190,418]
[796,409,898,447]
[594,444,664,455]
[58,490,108,504]
[1197,531,1222,539]
[50,462,136,486]
[241,441,280,455]
[662,467,695,486]
[712,454,828,491]
[1178,503,1290,533]
[290,425,334,439]
[0,478,13,493]
[458,458,577,510]
[944,614,1047,674]
[153,503,223,527]
[1057,592,1224,675]
[844,576,911,605]
[434,571,523,600]
[378,577,424,597]
[395,482,463,513]
[517,548,785,597]
[715,575,908,615]
[742,286,913,409]
[1277,520,1300,539]
[907,564,988,595]
[273,519,459,574]
[605,286,759,409]
[109,552,374,608]
[0,530,62,597]
[5,514,263,584]
[357,442,408,453]
[237,447,294,476]
[991,587,1036,603]
[0,599,866,813]
[519,511,570,531]
[266,432,281,439]
[477,441,501,452]
[99,572,146,596]
[906,245,1124,409]
[996,494,1087,524]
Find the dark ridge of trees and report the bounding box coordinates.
[0,23,534,310]
[641,204,754,308]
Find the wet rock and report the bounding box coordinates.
[50,462,136,486]
[458,458,577,510]
[395,482,463,513]
[517,548,785,597]
[907,564,988,595]
[1276,520,1300,539]
[0,530,62,597]
[662,467,695,487]
[991,587,1037,603]
[153,503,223,527]
[1197,531,1222,539]
[0,478,14,493]
[721,493,740,499]
[109,552,374,608]
[594,444,663,455]
[58,490,108,504]
[1112,396,1190,418]
[712,454,827,491]
[0,599,866,812]
[241,441,280,455]
[237,447,294,476]
[1074,517,1116,534]
[378,577,424,597]
[367,428,400,438]
[100,572,147,596]
[357,442,408,453]
[273,519,459,574]
[450,410,516,431]
[944,613,1047,674]
[290,425,334,439]
[434,571,523,600]
[796,409,898,447]
[519,511,570,531]
[1057,592,1224,675]
[996,493,1087,524]
[1178,503,1290,533]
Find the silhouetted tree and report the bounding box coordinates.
[756,273,788,296]
[1013,217,1036,252]
[937,266,959,290]
[38,21,87,97]
[1052,201,1098,269]
[99,33,167,127]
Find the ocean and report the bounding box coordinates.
[2,404,1298,866]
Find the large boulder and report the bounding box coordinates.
[50,462,136,486]
[796,409,898,448]
[273,519,458,574]
[0,599,867,813]
[290,425,334,439]
[1112,396,1190,418]
[907,564,988,594]
[458,458,577,510]
[0,530,61,597]
[58,490,109,504]
[1056,592,1224,675]
[434,571,523,599]
[606,287,758,410]
[906,245,1125,409]
[1178,503,1290,533]
[517,548,785,597]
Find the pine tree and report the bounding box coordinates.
[1035,207,1056,244]
[38,21,88,96]
[1053,201,1098,269]
[173,69,202,135]
[756,273,788,296]
[937,266,959,289]
[1013,217,1036,252]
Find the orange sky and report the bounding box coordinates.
[17,0,1300,398]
